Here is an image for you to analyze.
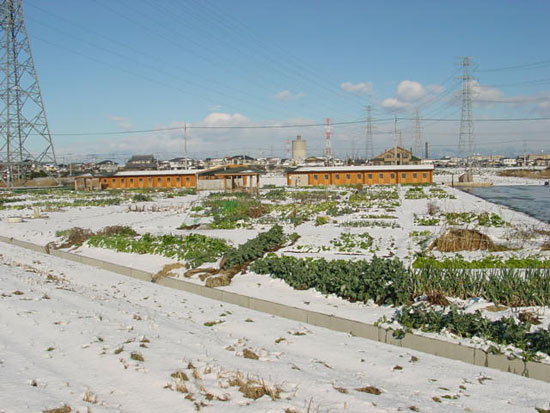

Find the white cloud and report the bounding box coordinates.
[340,81,373,95]
[109,115,132,130]
[381,97,410,110]
[202,112,249,126]
[381,80,430,112]
[396,80,425,102]
[81,112,320,159]
[274,90,305,101]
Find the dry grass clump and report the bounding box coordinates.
[171,370,190,381]
[333,385,348,394]
[355,385,382,395]
[430,228,500,252]
[242,348,259,360]
[43,406,72,413]
[541,240,550,251]
[96,225,138,237]
[152,263,184,282]
[228,372,281,400]
[205,274,232,288]
[518,310,542,325]
[498,168,550,179]
[56,227,94,249]
[426,292,450,306]
[427,201,440,216]
[83,390,97,404]
[130,351,144,361]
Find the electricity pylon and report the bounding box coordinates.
[458,56,475,165]
[1,0,56,186]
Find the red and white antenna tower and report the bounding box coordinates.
[324,118,333,159]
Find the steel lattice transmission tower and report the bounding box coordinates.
[1,0,56,186]
[458,56,475,164]
[365,105,374,162]
[414,108,423,158]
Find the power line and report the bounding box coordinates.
[476,59,550,72]
[34,116,550,137]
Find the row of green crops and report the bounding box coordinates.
[405,187,456,200]
[251,255,550,307]
[222,225,288,269]
[203,196,268,229]
[410,267,550,307]
[251,255,409,305]
[341,220,400,229]
[444,212,506,227]
[388,304,550,359]
[349,188,400,208]
[87,232,230,268]
[413,255,550,269]
[329,232,373,252]
[413,212,507,227]
[0,198,123,210]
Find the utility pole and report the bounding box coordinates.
[324,118,333,162]
[183,123,188,169]
[365,105,374,162]
[394,116,398,165]
[458,56,475,169]
[0,0,57,186]
[414,108,423,158]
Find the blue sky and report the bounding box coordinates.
[22,0,550,161]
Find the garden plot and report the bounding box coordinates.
[2,183,550,369]
[1,242,550,413]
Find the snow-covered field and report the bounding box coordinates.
[2,242,550,413]
[433,167,548,186]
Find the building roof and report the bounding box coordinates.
[112,169,201,177]
[197,165,263,177]
[127,155,156,162]
[288,165,434,173]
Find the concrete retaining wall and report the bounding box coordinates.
[1,234,549,383]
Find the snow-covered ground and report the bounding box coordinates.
[434,167,548,186]
[1,242,550,413]
[1,172,550,411]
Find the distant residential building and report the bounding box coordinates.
[225,155,256,165]
[468,154,504,167]
[125,155,157,170]
[370,147,421,166]
[517,153,550,167]
[502,158,517,167]
[168,157,195,170]
[96,160,119,174]
[203,158,225,168]
[303,156,325,166]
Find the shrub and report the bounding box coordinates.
[88,232,229,268]
[222,225,285,269]
[131,193,153,202]
[391,304,550,358]
[251,255,409,305]
[315,216,330,226]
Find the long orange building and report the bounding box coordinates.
[97,165,262,191]
[286,165,434,186]
[99,170,197,189]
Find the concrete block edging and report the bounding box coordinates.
[1,235,549,383]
